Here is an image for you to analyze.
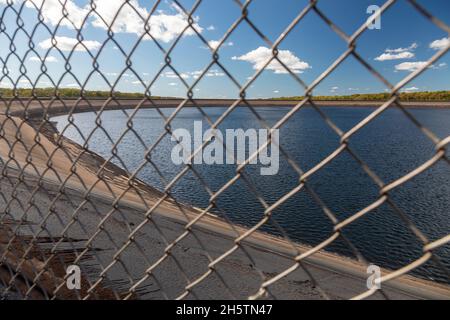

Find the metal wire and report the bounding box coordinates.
[0,0,449,300]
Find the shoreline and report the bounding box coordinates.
[1,107,450,299]
[1,99,449,119]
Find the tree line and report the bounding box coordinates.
[0,88,150,99]
[0,87,449,101]
[271,91,450,102]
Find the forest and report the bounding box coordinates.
[0,88,449,101]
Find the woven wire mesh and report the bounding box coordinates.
[0,0,449,300]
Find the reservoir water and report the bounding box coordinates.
[52,106,450,283]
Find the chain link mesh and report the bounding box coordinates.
[0,0,449,300]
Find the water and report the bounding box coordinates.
[52,106,450,283]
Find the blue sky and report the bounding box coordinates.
[0,0,449,98]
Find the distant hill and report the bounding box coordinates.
[270,91,450,102]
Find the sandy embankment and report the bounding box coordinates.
[1,113,450,299]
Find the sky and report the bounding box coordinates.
[0,0,449,98]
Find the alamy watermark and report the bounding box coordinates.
[171,121,280,176]
[366,264,382,290]
[66,265,81,290]
[367,5,382,30]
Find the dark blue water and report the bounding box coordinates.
[52,106,450,283]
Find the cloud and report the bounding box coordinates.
[206,40,234,50]
[430,37,450,50]
[29,56,58,63]
[385,43,418,53]
[161,69,225,80]
[330,86,339,93]
[0,80,12,87]
[162,71,190,79]
[375,43,417,61]
[63,83,80,88]
[273,90,280,93]
[205,69,225,77]
[395,61,428,72]
[37,80,51,86]
[232,46,310,74]
[168,82,178,86]
[402,86,419,92]
[395,60,447,72]
[375,51,414,61]
[131,80,150,85]
[207,25,215,31]
[90,1,203,43]
[18,79,32,86]
[191,71,203,79]
[24,0,89,29]
[39,36,101,52]
[9,0,203,43]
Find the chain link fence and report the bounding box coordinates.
[0,0,449,300]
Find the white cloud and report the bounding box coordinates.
[37,80,51,86]
[205,69,225,77]
[131,80,149,85]
[0,80,12,87]
[273,90,280,93]
[402,86,419,92]
[161,69,225,80]
[63,83,80,88]
[39,36,101,52]
[430,37,450,50]
[385,43,418,53]
[19,79,31,85]
[168,82,178,86]
[375,43,417,61]
[191,71,203,79]
[29,56,58,63]
[395,61,446,72]
[90,1,203,43]
[24,0,89,29]
[375,51,414,61]
[207,25,215,31]
[395,61,428,72]
[8,0,203,43]
[330,86,339,93]
[232,46,310,74]
[206,40,234,50]
[162,71,190,79]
